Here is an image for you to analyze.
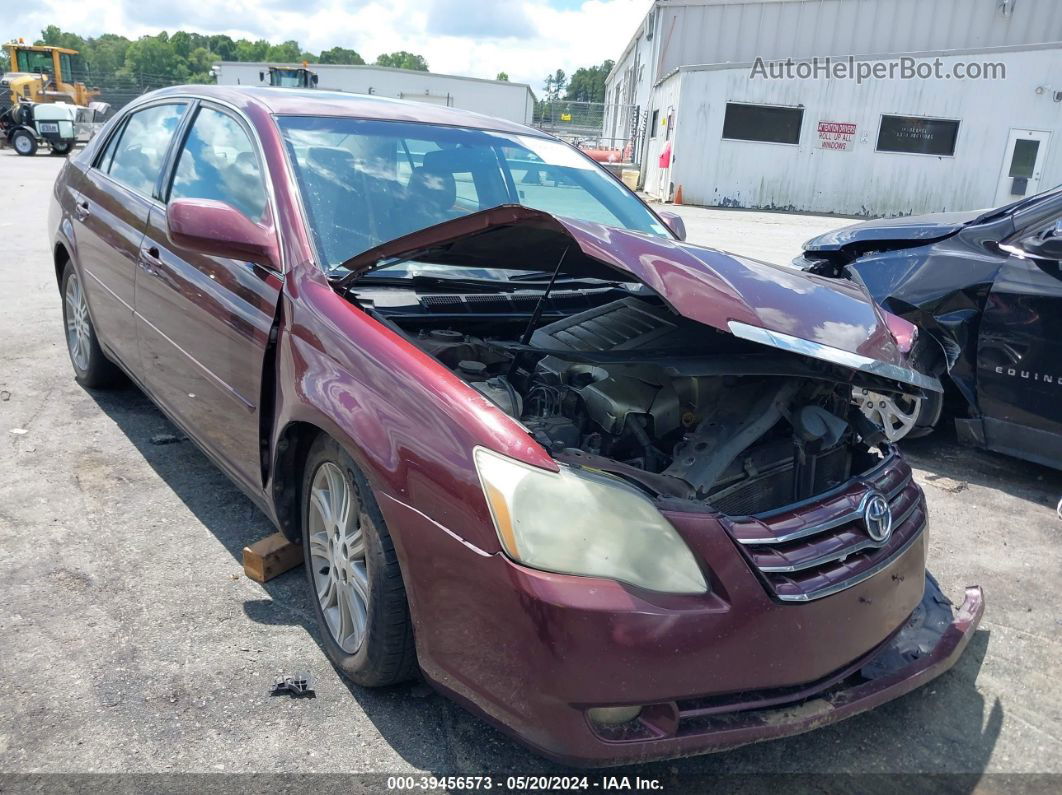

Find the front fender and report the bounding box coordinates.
[270,267,553,553]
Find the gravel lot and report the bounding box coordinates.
[1,150,1060,782]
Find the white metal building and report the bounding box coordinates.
[213,62,536,125]
[644,44,1062,215]
[605,0,1062,214]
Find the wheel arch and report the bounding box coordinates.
[270,420,327,543]
[53,240,71,287]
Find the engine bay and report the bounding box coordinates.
[395,295,891,515]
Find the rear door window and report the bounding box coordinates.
[169,106,267,222]
[105,103,188,197]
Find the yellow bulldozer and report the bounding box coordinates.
[1,40,105,155]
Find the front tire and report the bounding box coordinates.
[50,140,73,156]
[301,435,417,687]
[12,129,37,156]
[61,262,122,388]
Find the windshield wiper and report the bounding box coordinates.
[348,274,627,293]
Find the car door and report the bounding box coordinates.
[134,101,283,491]
[976,213,1062,465]
[71,101,189,370]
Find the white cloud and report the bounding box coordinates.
[0,0,650,89]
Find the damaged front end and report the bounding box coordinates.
[333,206,984,761]
[338,206,941,527]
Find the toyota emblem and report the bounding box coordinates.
[863,493,893,543]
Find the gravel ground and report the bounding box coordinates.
[1,150,1060,783]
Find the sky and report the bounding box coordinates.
[1,0,651,89]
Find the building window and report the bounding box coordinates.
[876,115,959,156]
[722,102,803,145]
[649,109,659,138]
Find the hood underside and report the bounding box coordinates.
[338,205,940,393]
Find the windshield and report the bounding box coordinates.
[277,116,670,276]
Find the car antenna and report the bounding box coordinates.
[507,245,569,379]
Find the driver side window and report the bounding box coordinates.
[169,106,267,223]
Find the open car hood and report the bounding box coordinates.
[337,205,940,393]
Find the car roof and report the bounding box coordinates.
[145,84,543,137]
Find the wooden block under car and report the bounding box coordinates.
[243,532,303,582]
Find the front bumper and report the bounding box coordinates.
[380,476,984,767]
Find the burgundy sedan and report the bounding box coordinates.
[49,85,983,765]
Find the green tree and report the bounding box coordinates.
[564,59,613,103]
[235,39,270,62]
[37,24,85,51]
[122,33,189,80]
[319,46,364,65]
[496,71,509,81]
[375,51,428,71]
[266,40,302,62]
[208,34,237,61]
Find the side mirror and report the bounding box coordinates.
[658,210,686,241]
[167,199,278,267]
[1020,221,1062,260]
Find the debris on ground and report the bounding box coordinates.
[271,673,315,699]
[923,474,968,494]
[0,390,10,401]
[149,433,186,446]
[9,428,27,435]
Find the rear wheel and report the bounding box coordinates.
[50,140,73,155]
[61,262,122,388]
[301,435,416,686]
[11,129,37,156]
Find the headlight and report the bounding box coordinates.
[474,447,708,594]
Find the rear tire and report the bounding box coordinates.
[50,140,73,155]
[12,129,37,156]
[300,434,417,687]
[61,262,122,389]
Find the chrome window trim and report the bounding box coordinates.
[727,321,943,393]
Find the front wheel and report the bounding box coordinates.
[855,339,944,442]
[50,139,73,155]
[11,129,37,156]
[301,435,417,687]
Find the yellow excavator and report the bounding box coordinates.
[1,40,104,155]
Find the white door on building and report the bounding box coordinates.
[995,129,1051,205]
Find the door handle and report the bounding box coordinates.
[139,245,162,275]
[74,200,89,220]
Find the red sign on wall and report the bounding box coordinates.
[818,121,857,151]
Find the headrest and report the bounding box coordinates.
[307,146,354,177]
[408,165,456,211]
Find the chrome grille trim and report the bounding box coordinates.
[775,521,926,602]
[756,498,922,573]
[737,472,913,546]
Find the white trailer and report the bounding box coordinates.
[213,62,536,126]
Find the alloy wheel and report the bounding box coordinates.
[64,271,91,372]
[855,387,921,442]
[307,461,370,653]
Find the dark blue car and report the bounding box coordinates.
[796,188,1062,470]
